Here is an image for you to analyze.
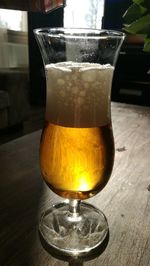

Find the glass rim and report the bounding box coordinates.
[34,27,125,40]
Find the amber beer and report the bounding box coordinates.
[40,122,114,199]
[40,62,115,199]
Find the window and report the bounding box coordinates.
[0,9,27,31]
[0,9,28,69]
[64,0,104,29]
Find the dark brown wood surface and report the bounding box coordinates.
[0,102,150,266]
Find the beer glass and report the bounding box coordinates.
[34,28,125,255]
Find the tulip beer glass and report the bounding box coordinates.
[34,28,125,255]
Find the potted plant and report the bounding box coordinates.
[123,0,150,52]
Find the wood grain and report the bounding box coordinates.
[0,102,150,266]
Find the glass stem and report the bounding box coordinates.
[69,199,81,218]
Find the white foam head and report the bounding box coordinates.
[45,62,114,127]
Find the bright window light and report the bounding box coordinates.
[0,9,22,31]
[64,0,104,29]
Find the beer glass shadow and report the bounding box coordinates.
[39,230,109,265]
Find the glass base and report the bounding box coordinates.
[39,201,108,256]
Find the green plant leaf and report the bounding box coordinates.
[123,14,150,34]
[143,38,150,51]
[123,0,150,52]
[133,0,144,4]
[123,3,147,23]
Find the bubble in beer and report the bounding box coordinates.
[45,62,114,127]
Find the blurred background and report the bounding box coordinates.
[0,0,149,144]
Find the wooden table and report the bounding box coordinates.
[0,102,150,266]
